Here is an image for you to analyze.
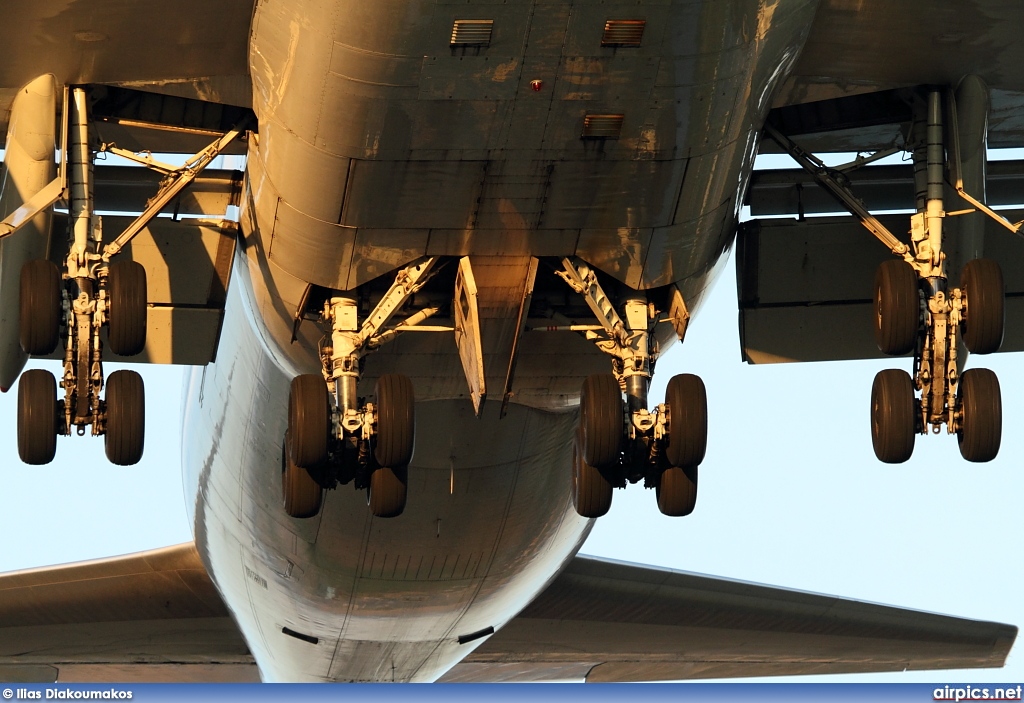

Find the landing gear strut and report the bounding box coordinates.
[767,88,1005,465]
[283,257,468,520]
[556,258,707,518]
[10,86,245,465]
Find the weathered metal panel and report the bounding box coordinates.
[419,56,522,101]
[270,196,358,290]
[330,41,423,89]
[340,160,486,230]
[543,159,686,230]
[104,307,225,365]
[574,227,654,290]
[555,57,660,103]
[345,228,428,289]
[738,211,1024,364]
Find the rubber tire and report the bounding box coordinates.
[369,465,407,518]
[580,374,623,469]
[571,431,612,519]
[657,465,698,517]
[108,260,148,357]
[665,373,708,468]
[958,367,1001,463]
[870,369,916,464]
[19,260,62,356]
[17,369,58,465]
[374,374,415,468]
[288,374,329,469]
[961,259,1004,355]
[282,436,322,518]
[874,260,919,356]
[105,370,145,466]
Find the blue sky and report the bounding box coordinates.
[0,154,1020,683]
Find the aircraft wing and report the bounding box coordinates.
[775,0,1024,150]
[441,555,1017,683]
[0,544,257,683]
[0,546,1013,683]
[0,0,255,135]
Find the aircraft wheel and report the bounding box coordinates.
[17,369,58,465]
[369,465,407,518]
[580,374,623,469]
[107,260,148,357]
[874,260,919,356]
[870,369,916,464]
[282,435,323,518]
[571,430,612,518]
[19,260,62,356]
[657,465,697,517]
[665,373,707,468]
[961,259,1004,355]
[374,374,415,468]
[958,368,1001,463]
[288,374,329,468]
[105,369,145,466]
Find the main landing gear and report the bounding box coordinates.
[556,258,707,518]
[871,256,1003,463]
[282,257,472,520]
[9,86,244,465]
[767,88,1005,464]
[17,255,150,466]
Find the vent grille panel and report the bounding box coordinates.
[602,20,646,47]
[451,20,494,46]
[582,114,625,139]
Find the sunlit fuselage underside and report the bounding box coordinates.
[183,0,819,681]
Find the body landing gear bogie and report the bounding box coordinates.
[571,428,613,519]
[285,372,416,520]
[571,368,708,519]
[553,258,707,519]
[282,259,472,520]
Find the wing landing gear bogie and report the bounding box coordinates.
[768,88,1005,464]
[11,85,245,466]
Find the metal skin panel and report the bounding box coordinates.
[249,0,821,295]
[340,161,488,229]
[0,75,56,392]
[181,247,594,681]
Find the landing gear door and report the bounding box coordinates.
[455,257,486,416]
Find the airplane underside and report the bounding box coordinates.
[0,0,1021,683]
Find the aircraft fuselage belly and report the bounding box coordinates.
[183,253,594,681]
[183,0,821,682]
